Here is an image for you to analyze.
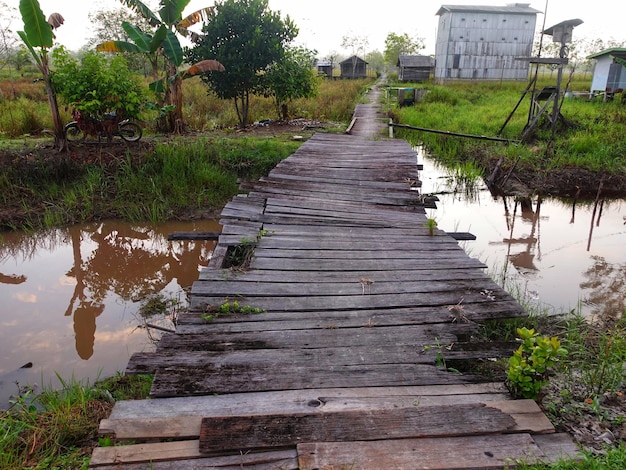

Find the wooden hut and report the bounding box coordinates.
[587,48,626,99]
[340,55,367,79]
[317,60,333,78]
[434,3,540,82]
[396,55,435,82]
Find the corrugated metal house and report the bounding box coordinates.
[587,48,626,95]
[340,56,367,79]
[396,55,435,82]
[434,3,540,82]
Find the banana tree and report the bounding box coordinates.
[98,0,220,133]
[17,0,66,150]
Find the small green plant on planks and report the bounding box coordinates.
[425,217,437,235]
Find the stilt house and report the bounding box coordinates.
[340,56,367,79]
[396,55,435,82]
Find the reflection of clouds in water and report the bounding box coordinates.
[14,292,37,303]
[95,326,140,343]
[58,276,76,287]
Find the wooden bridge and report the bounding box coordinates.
[90,84,579,469]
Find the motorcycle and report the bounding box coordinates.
[64,110,142,143]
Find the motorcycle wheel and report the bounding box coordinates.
[65,122,86,142]
[118,121,142,142]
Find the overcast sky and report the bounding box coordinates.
[7,0,624,57]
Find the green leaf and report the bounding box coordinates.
[151,24,169,51]
[161,29,184,67]
[19,0,53,48]
[158,0,190,26]
[16,30,43,68]
[149,79,167,93]
[120,0,162,27]
[122,21,154,52]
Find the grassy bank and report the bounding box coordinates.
[0,136,304,231]
[390,79,626,196]
[0,374,152,469]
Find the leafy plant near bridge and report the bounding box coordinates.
[506,327,567,400]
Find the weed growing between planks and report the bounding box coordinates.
[201,300,266,322]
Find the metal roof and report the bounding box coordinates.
[587,47,626,60]
[396,55,435,67]
[436,4,541,15]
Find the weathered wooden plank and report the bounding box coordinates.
[198,267,491,283]
[533,433,583,462]
[198,403,517,453]
[190,290,512,313]
[254,237,463,250]
[106,383,509,420]
[191,278,505,297]
[251,248,468,261]
[260,223,447,237]
[153,323,470,351]
[149,363,477,397]
[249,256,487,271]
[178,305,527,330]
[89,442,297,468]
[296,433,556,469]
[100,393,515,440]
[127,336,512,375]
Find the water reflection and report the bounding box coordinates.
[0,219,219,408]
[420,154,626,321]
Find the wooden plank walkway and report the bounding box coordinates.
[90,83,579,469]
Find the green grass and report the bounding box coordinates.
[0,373,152,469]
[515,443,626,469]
[0,135,302,230]
[390,80,626,177]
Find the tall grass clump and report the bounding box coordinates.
[0,373,152,469]
[0,97,51,137]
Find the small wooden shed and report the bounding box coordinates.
[317,60,333,78]
[340,55,367,79]
[587,48,626,96]
[396,55,435,82]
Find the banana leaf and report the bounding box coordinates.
[18,0,53,48]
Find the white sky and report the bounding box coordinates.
[7,0,625,57]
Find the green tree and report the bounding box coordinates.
[366,49,385,76]
[186,0,298,127]
[17,0,66,150]
[383,32,425,67]
[52,48,146,120]
[263,46,319,120]
[97,0,218,133]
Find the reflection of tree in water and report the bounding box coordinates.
[64,221,214,359]
[580,256,626,322]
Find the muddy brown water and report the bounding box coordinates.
[0,219,220,408]
[1,157,625,408]
[420,154,626,323]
